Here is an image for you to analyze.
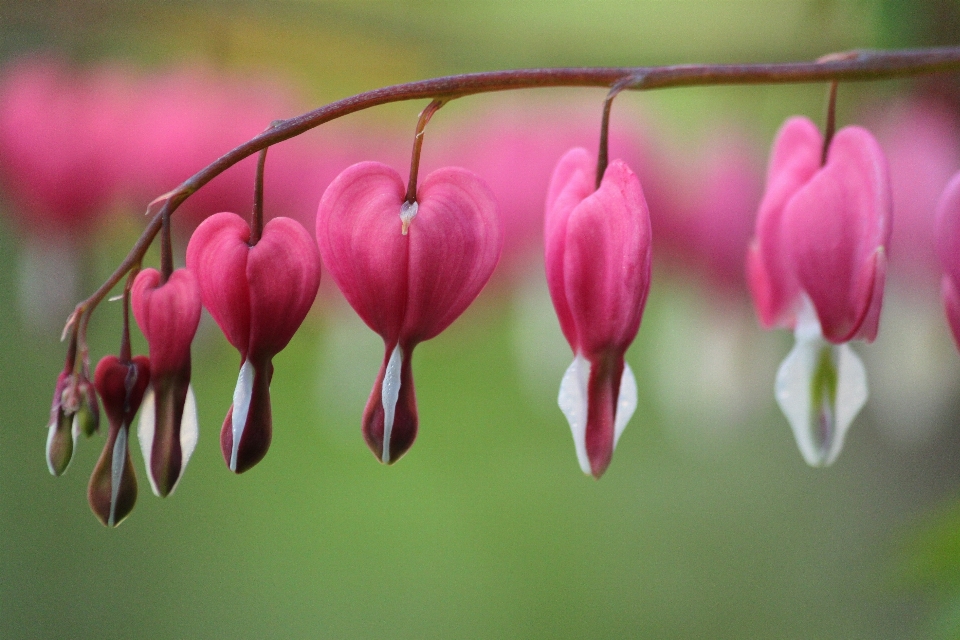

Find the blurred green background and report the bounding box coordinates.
[3,1,960,638]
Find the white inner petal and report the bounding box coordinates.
[137,389,159,496]
[614,363,637,447]
[558,355,591,475]
[175,384,199,493]
[136,385,200,496]
[230,361,255,471]
[380,344,403,464]
[399,201,418,235]
[774,298,868,467]
[109,425,128,526]
[833,343,868,462]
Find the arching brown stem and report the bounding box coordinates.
[66,46,960,336]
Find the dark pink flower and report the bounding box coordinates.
[131,268,202,496]
[88,354,150,527]
[936,172,960,350]
[316,162,503,463]
[186,213,321,473]
[544,148,652,478]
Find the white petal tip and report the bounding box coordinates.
[380,345,403,464]
[231,363,254,472]
[399,201,418,235]
[558,355,591,475]
[775,321,868,468]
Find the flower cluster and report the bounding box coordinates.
[32,54,960,525]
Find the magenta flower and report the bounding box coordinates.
[131,268,202,495]
[186,213,321,473]
[317,162,503,463]
[747,116,891,466]
[544,148,652,478]
[88,354,150,527]
[936,172,960,350]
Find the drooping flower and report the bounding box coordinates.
[131,268,202,495]
[316,162,503,463]
[747,116,891,466]
[186,213,321,473]
[936,172,960,350]
[544,147,652,478]
[88,354,150,527]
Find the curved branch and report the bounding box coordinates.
[70,46,960,330]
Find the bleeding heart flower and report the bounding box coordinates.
[88,354,150,527]
[936,172,960,350]
[316,161,503,463]
[131,268,201,495]
[186,213,321,473]
[544,147,652,478]
[747,116,891,466]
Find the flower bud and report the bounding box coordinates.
[88,354,150,526]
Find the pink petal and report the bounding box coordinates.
[942,275,960,351]
[544,147,595,349]
[185,212,252,354]
[316,162,410,343]
[317,161,502,346]
[747,117,822,329]
[936,172,960,350]
[131,268,202,375]
[562,159,651,356]
[544,149,652,478]
[936,172,960,285]
[246,217,321,359]
[402,167,503,343]
[783,126,891,343]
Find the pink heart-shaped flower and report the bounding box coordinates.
[317,161,503,463]
[544,147,652,478]
[186,212,321,473]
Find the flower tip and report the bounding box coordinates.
[137,385,198,497]
[46,418,75,477]
[774,308,867,467]
[87,426,137,527]
[363,345,418,465]
[557,356,636,479]
[219,360,273,474]
[399,200,418,235]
